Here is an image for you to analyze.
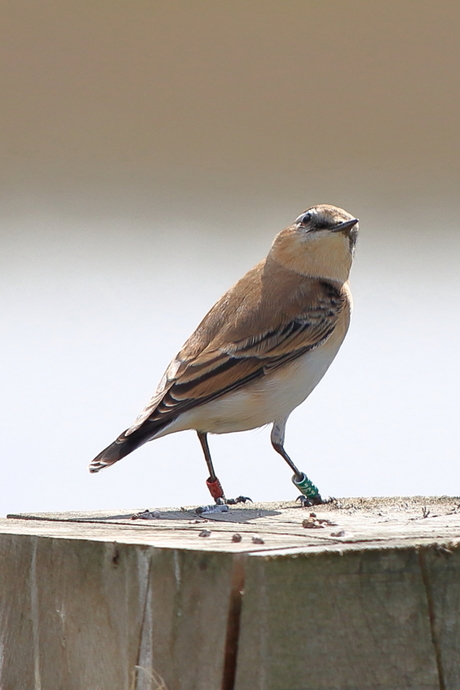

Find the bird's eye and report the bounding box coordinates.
[296,212,312,226]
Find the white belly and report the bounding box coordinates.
[157,331,346,437]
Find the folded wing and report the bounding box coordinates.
[126,276,346,433]
[89,264,347,471]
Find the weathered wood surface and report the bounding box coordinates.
[5,496,460,552]
[1,497,460,690]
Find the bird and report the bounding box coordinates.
[89,204,359,506]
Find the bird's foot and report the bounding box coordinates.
[218,495,253,505]
[205,476,252,506]
[195,496,252,516]
[295,494,336,507]
[292,472,323,506]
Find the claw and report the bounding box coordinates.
[224,495,253,505]
[296,494,335,507]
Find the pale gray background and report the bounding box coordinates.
[1,1,459,515]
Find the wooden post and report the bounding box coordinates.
[1,497,459,689]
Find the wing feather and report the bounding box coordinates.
[124,274,347,436]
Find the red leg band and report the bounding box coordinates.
[206,476,224,500]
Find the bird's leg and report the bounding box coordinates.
[197,431,251,506]
[198,431,225,502]
[271,420,303,477]
[271,420,324,506]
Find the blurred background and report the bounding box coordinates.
[1,1,459,515]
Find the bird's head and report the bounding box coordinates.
[269,204,359,284]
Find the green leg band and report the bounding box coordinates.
[292,472,320,499]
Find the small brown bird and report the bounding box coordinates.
[89,204,359,505]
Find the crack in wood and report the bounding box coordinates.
[134,551,154,690]
[30,538,42,690]
[221,553,247,690]
[418,547,446,690]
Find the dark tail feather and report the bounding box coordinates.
[88,418,172,473]
[89,433,139,473]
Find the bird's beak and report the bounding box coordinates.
[332,218,359,233]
